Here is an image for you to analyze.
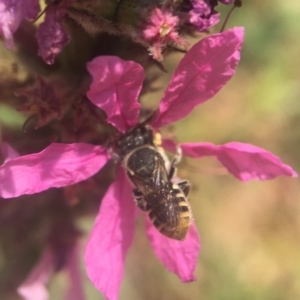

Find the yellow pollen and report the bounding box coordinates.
[159,24,171,37]
[153,132,162,146]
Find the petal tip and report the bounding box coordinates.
[228,26,245,41]
[291,170,298,178]
[233,26,245,34]
[180,273,197,283]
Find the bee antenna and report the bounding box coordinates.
[219,0,242,33]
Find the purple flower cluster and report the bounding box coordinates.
[0,0,71,64]
[0,0,237,64]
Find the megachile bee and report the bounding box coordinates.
[111,123,192,240]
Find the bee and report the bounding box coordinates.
[112,124,192,240]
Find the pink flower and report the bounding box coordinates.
[17,247,85,300]
[0,28,296,300]
[36,0,72,65]
[0,0,40,48]
[141,8,187,61]
[188,1,220,32]
[0,0,71,64]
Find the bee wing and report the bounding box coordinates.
[146,154,181,227]
[152,152,170,187]
[161,192,181,228]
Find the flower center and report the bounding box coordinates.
[159,23,171,37]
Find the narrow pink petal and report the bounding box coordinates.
[0,142,19,162]
[18,249,53,300]
[65,246,85,300]
[86,56,143,133]
[84,167,136,300]
[146,218,200,282]
[0,143,109,198]
[151,27,244,128]
[163,139,220,158]
[181,142,297,181]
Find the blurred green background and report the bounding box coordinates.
[1,1,300,299]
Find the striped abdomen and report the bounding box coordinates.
[146,186,192,241]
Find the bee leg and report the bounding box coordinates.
[132,189,147,211]
[133,189,142,197]
[168,144,182,180]
[178,180,191,197]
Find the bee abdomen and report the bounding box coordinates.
[148,200,192,241]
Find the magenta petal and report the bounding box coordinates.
[146,218,200,282]
[17,249,53,300]
[84,167,136,300]
[0,143,109,198]
[151,27,244,128]
[181,142,297,181]
[86,56,143,133]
